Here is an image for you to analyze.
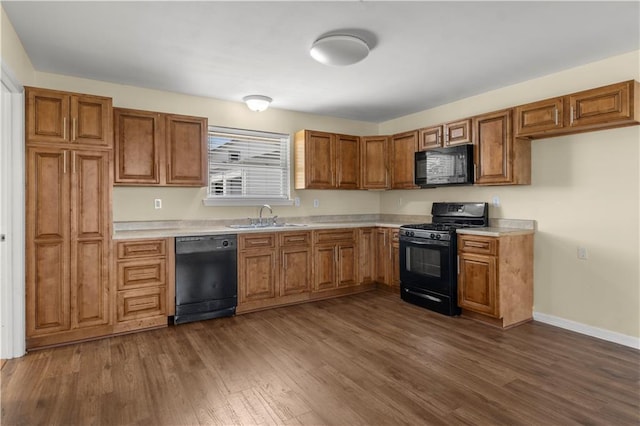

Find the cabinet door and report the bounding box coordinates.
[313,245,337,292]
[569,81,632,128]
[514,97,564,137]
[280,247,311,296]
[239,250,277,302]
[306,130,336,189]
[165,114,207,186]
[114,108,162,184]
[390,130,418,189]
[358,228,375,284]
[26,147,71,336]
[336,134,359,189]
[70,95,112,147]
[27,88,70,144]
[458,252,498,317]
[360,136,388,189]
[419,125,443,150]
[473,109,513,185]
[71,150,111,328]
[337,243,357,287]
[389,230,400,287]
[374,229,388,284]
[444,119,472,146]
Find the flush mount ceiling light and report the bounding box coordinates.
[242,95,272,112]
[310,34,370,66]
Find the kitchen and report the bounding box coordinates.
[1,2,639,424]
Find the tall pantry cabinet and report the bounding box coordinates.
[25,87,113,349]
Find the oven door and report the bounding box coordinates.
[399,235,454,296]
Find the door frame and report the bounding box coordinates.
[1,60,26,359]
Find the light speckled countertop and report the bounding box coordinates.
[456,218,536,237]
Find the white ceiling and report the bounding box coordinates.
[4,1,639,123]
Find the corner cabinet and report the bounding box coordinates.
[514,80,640,138]
[294,130,360,189]
[457,233,534,328]
[114,107,207,186]
[473,108,531,186]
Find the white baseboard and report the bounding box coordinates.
[533,312,639,350]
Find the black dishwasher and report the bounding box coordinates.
[174,234,237,324]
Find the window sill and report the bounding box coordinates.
[203,198,294,207]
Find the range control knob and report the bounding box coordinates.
[222,240,229,247]
[408,231,414,237]
[435,234,441,240]
[430,233,435,239]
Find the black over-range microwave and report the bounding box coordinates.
[415,144,474,188]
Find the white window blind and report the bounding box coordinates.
[205,126,291,205]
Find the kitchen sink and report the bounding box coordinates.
[227,223,308,229]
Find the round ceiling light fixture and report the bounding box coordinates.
[242,95,272,112]
[310,34,370,66]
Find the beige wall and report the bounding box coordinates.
[3,5,638,340]
[379,50,640,338]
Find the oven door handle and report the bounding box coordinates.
[403,288,443,303]
[400,238,450,247]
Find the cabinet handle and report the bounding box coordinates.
[473,164,477,181]
[72,118,77,141]
[72,151,76,173]
[457,255,460,274]
[554,108,558,125]
[570,106,574,125]
[63,151,68,174]
[63,117,67,140]
[283,256,287,270]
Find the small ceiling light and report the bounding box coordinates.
[243,95,272,112]
[310,34,370,66]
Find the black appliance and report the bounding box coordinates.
[399,202,488,316]
[174,234,237,324]
[415,144,474,188]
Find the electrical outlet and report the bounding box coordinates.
[492,196,500,207]
[154,199,162,209]
[294,197,300,207]
[577,246,588,260]
[313,199,320,208]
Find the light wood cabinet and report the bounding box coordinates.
[419,119,472,150]
[313,229,357,292]
[358,228,375,285]
[360,136,389,189]
[238,234,278,303]
[26,87,112,147]
[515,80,640,138]
[114,108,207,186]
[457,233,533,328]
[26,146,112,349]
[374,227,400,289]
[390,130,418,189]
[473,108,531,186]
[114,238,171,333]
[294,130,359,189]
[279,232,312,296]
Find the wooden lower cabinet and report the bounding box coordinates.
[26,146,112,349]
[457,233,534,328]
[113,238,172,333]
[358,228,375,284]
[375,228,400,289]
[313,229,357,292]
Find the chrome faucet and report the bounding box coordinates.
[258,204,272,224]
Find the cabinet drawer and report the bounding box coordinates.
[280,231,311,246]
[117,239,166,259]
[117,287,166,322]
[314,229,356,244]
[458,235,498,255]
[240,233,276,250]
[117,259,166,290]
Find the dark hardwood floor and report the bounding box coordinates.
[2,290,639,425]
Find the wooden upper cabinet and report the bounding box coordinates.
[390,130,418,189]
[114,108,162,184]
[473,108,531,186]
[515,80,639,138]
[336,134,360,189]
[113,109,207,187]
[419,119,471,150]
[165,114,208,186]
[26,87,112,148]
[360,136,389,189]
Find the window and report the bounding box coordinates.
[204,126,291,205]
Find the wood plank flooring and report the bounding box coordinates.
[2,290,639,425]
